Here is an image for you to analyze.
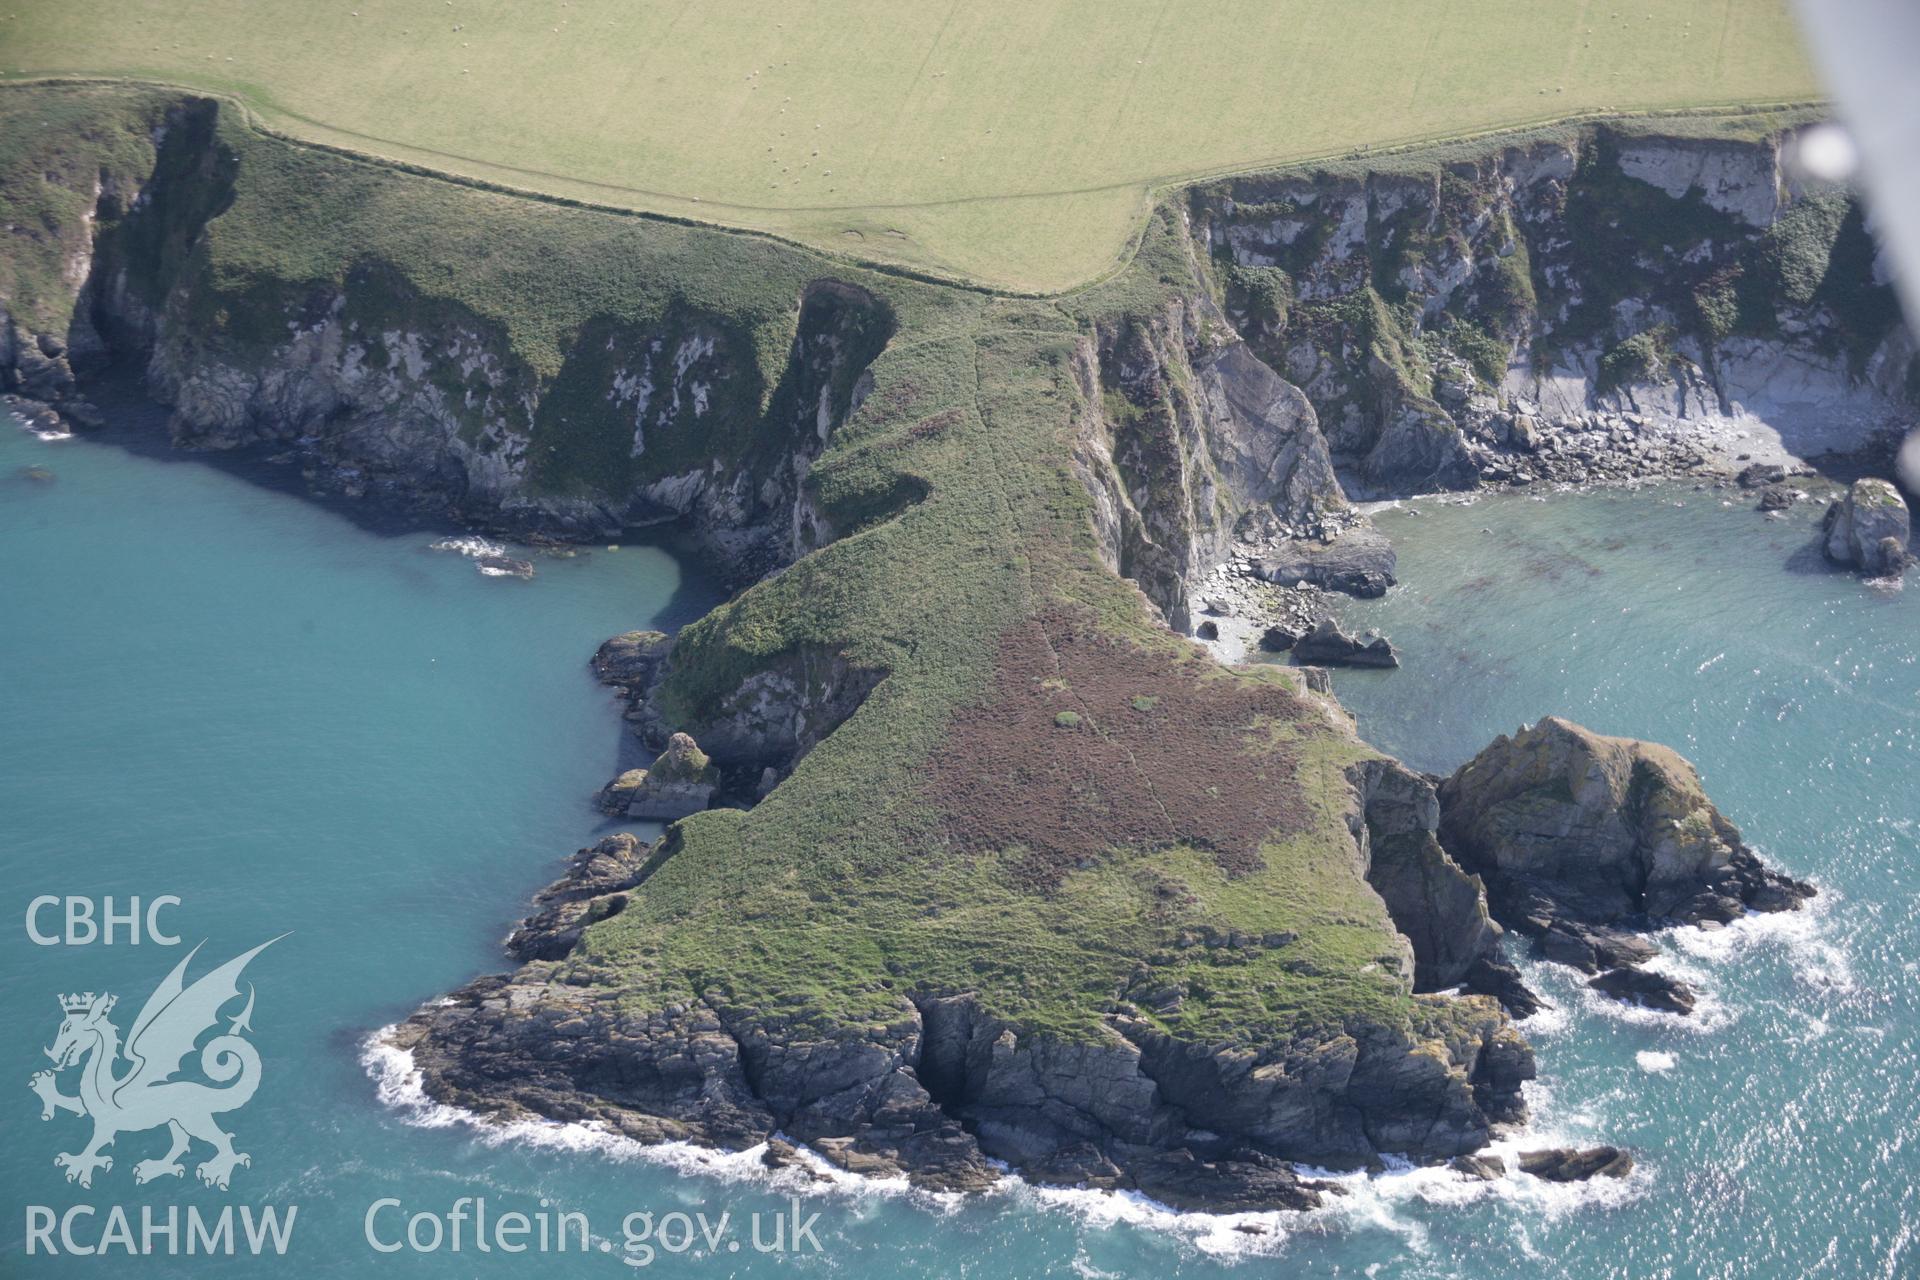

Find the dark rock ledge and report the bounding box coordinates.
[388,810,1535,1211]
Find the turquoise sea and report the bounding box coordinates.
[3,414,1916,1278]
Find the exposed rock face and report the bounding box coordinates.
[1346,758,1499,989]
[591,630,675,690]
[393,950,1533,1205]
[1070,291,1372,630]
[1588,966,1696,1015]
[1193,129,1915,495]
[1822,478,1911,576]
[613,640,883,787]
[595,733,719,821]
[1125,1149,1331,1212]
[1451,1152,1507,1181]
[1518,1146,1635,1182]
[1,94,893,588]
[589,627,881,796]
[1438,717,1814,1013]
[1252,524,1396,597]
[142,277,891,583]
[1738,461,1792,488]
[505,833,653,962]
[395,756,1540,1205]
[1,96,227,431]
[1292,619,1398,668]
[1532,920,1658,973]
[1345,758,1539,1018]
[1260,623,1304,652]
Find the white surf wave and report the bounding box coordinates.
[1661,890,1852,993]
[359,1028,962,1208]
[1031,1078,1649,1263]
[360,1024,1648,1256]
[428,535,509,559]
[7,407,73,442]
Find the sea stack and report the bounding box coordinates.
[1438,717,1814,1014]
[596,732,719,820]
[1822,478,1911,577]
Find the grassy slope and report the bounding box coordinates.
[578,295,1420,1042]
[4,0,1817,290]
[587,249,1419,1041]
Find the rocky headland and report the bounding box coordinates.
[393,709,1800,1198]
[0,84,1889,1208]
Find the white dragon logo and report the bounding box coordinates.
[29,938,280,1190]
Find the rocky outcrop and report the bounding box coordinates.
[1251,522,1396,597]
[1346,758,1498,988]
[1123,1149,1333,1213]
[1292,619,1398,668]
[1345,758,1538,1017]
[1450,1152,1506,1180]
[1588,966,1695,1015]
[599,635,883,793]
[393,939,1532,1206]
[590,629,674,693]
[1822,478,1911,576]
[505,833,654,962]
[595,733,719,821]
[1518,1145,1635,1182]
[1438,718,1814,1013]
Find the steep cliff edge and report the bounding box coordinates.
[1067,287,1375,631]
[1193,122,1915,495]
[2,85,893,585]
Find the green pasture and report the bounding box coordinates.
[2,0,1816,290]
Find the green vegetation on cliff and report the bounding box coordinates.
[0,86,177,332]
[5,0,1818,289]
[615,245,1422,1041]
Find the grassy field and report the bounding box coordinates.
[3,0,1817,291]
